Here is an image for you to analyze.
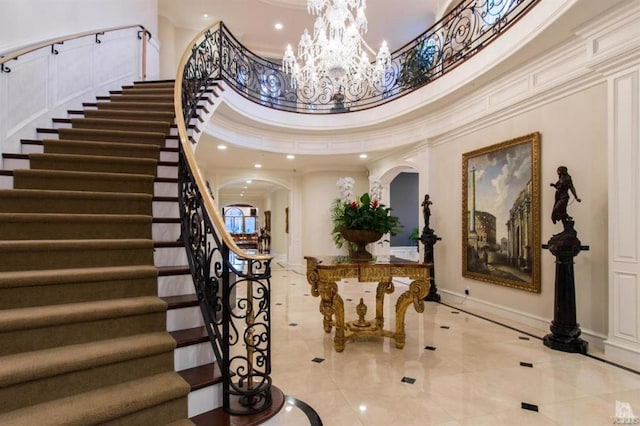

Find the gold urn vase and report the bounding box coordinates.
[340,229,383,261]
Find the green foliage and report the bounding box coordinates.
[409,227,420,243]
[331,193,403,248]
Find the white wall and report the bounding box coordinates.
[301,171,369,257]
[157,18,200,80]
[429,83,608,339]
[0,0,158,53]
[266,188,289,261]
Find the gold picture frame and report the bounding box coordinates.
[462,132,541,293]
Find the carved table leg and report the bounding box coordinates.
[375,279,394,329]
[394,279,428,349]
[318,279,338,333]
[333,293,346,352]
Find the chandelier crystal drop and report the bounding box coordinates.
[282,0,391,94]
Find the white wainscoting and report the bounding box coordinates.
[0,27,159,167]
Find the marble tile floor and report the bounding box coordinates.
[267,265,640,426]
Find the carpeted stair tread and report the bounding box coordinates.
[119,87,175,95]
[57,127,167,145]
[0,331,175,387]
[83,108,175,122]
[0,371,190,425]
[0,238,154,272]
[0,212,152,240]
[167,420,196,426]
[41,138,161,160]
[94,101,175,111]
[108,94,175,103]
[0,265,158,290]
[0,296,167,356]
[0,296,166,333]
[158,265,190,276]
[133,80,175,88]
[0,265,159,309]
[69,117,171,135]
[28,152,158,176]
[13,168,155,194]
[0,189,152,215]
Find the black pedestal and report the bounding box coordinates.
[420,228,441,302]
[542,221,589,354]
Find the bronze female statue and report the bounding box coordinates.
[422,194,432,231]
[550,166,581,226]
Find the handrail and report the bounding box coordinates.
[175,21,274,416]
[0,24,152,65]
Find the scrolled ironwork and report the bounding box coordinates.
[209,0,538,113]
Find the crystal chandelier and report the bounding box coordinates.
[282,0,391,95]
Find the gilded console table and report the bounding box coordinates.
[304,256,430,352]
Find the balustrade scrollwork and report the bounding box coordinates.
[187,0,538,114]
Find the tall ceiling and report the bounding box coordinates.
[158,0,439,57]
[159,0,441,198]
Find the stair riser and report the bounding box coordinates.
[154,246,188,266]
[158,274,194,298]
[153,222,180,241]
[174,342,214,371]
[167,306,204,332]
[158,165,177,178]
[153,201,179,218]
[0,194,152,215]
[30,156,158,176]
[0,276,158,310]
[44,140,161,160]
[58,129,166,146]
[0,220,152,241]
[0,175,11,190]
[0,352,174,413]
[188,385,222,418]
[14,173,155,194]
[0,311,166,356]
[155,181,178,197]
[0,246,154,272]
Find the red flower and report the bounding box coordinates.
[371,200,379,208]
[349,201,358,208]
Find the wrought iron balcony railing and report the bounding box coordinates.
[182,0,539,116]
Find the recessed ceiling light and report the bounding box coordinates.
[359,154,368,159]
[254,164,262,168]
[217,144,227,150]
[246,180,252,184]
[274,23,283,30]
[286,154,295,160]
[203,13,209,18]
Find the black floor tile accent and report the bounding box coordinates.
[519,336,530,341]
[451,311,460,314]
[521,402,539,412]
[520,362,533,368]
[401,377,416,384]
[440,325,450,329]
[425,346,437,351]
[289,323,298,327]
[311,357,325,363]
[285,395,323,426]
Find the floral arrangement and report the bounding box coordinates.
[331,177,402,248]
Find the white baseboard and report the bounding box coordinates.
[604,339,640,371]
[438,289,607,351]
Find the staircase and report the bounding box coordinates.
[0,80,205,424]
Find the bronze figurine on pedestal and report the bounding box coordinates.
[542,166,589,354]
[420,194,441,302]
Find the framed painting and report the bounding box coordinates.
[462,132,541,293]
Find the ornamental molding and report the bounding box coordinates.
[203,0,639,154]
